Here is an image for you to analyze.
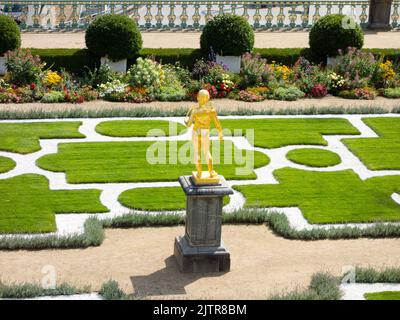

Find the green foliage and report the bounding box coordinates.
[0,156,16,173]
[119,186,229,211]
[40,91,65,103]
[95,120,185,137]
[309,14,364,62]
[333,47,377,89]
[355,267,400,283]
[235,168,400,224]
[0,15,21,55]
[200,14,254,56]
[220,118,360,148]
[270,272,342,300]
[337,88,377,100]
[127,57,164,89]
[271,86,305,101]
[30,48,97,75]
[0,174,107,233]
[0,217,104,250]
[85,14,142,61]
[99,280,133,300]
[0,282,87,298]
[383,87,400,98]
[286,148,341,167]
[37,140,270,183]
[343,117,400,170]
[364,291,400,300]
[239,52,273,87]
[154,65,187,101]
[5,49,44,86]
[0,121,84,154]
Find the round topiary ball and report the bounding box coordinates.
[85,14,142,61]
[200,14,254,56]
[309,14,364,62]
[0,15,21,56]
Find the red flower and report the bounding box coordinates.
[30,83,36,90]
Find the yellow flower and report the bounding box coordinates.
[379,61,395,81]
[44,71,61,86]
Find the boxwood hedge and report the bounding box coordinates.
[29,47,400,74]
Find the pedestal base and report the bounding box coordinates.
[191,171,220,185]
[174,236,230,273]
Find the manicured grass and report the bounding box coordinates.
[0,174,108,234]
[0,156,16,173]
[219,118,360,148]
[364,291,400,300]
[235,168,400,224]
[95,120,186,137]
[119,186,230,211]
[343,117,400,170]
[0,122,84,154]
[286,148,341,167]
[37,140,270,183]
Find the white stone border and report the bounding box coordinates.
[341,283,400,300]
[0,114,399,238]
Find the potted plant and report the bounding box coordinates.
[200,14,254,73]
[309,14,364,66]
[85,14,142,73]
[0,15,21,75]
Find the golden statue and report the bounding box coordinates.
[184,89,223,185]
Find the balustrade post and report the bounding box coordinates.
[368,0,393,29]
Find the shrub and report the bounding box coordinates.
[127,57,164,90]
[272,86,305,101]
[309,14,364,62]
[240,53,273,88]
[41,91,65,103]
[235,90,265,102]
[0,15,21,56]
[154,65,187,101]
[383,87,400,98]
[310,83,328,98]
[85,14,142,61]
[200,14,254,56]
[5,49,44,86]
[338,87,377,100]
[333,47,376,89]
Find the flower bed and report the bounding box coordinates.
[2,46,400,104]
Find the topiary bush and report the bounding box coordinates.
[0,15,21,56]
[85,14,142,61]
[309,14,364,63]
[200,14,254,56]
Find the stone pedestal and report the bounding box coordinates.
[368,0,393,29]
[174,175,233,273]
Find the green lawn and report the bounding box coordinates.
[0,122,85,154]
[364,291,400,300]
[119,186,230,211]
[0,174,108,234]
[95,120,186,137]
[219,118,360,148]
[37,140,270,183]
[343,117,400,170]
[235,168,400,224]
[0,156,16,173]
[286,148,341,167]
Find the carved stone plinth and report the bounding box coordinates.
[174,175,233,273]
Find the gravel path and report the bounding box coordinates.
[0,96,398,114]
[1,225,400,299]
[21,31,400,49]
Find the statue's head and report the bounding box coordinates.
[197,89,210,105]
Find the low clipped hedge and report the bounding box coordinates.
[30,47,400,74]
